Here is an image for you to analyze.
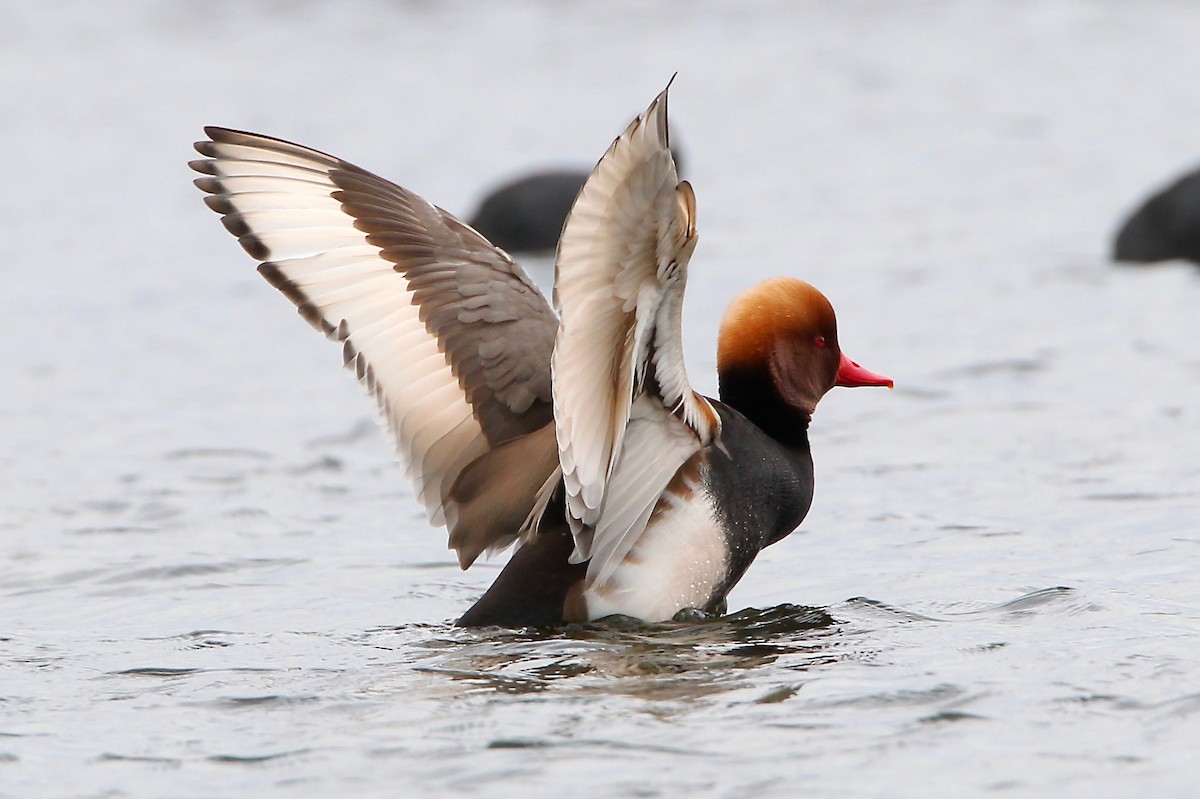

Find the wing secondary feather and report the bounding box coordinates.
[551,83,720,576]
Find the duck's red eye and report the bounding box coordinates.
[814,336,826,348]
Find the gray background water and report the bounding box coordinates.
[3,2,1200,796]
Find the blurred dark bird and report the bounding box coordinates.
[1113,166,1200,265]
[467,170,589,255]
[468,147,685,255]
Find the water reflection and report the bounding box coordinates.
[399,588,1079,704]
[404,604,840,700]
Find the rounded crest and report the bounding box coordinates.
[718,278,838,371]
[716,277,844,421]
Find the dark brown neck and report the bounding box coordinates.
[718,363,812,449]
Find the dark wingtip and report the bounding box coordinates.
[220,213,251,239]
[259,262,296,298]
[204,126,240,142]
[203,194,234,214]
[193,176,222,194]
[258,263,336,336]
[239,233,271,261]
[188,159,217,176]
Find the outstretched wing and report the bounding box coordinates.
[191,129,559,567]
[551,83,720,584]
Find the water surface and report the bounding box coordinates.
[3,2,1200,796]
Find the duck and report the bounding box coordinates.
[190,82,892,627]
[467,169,592,255]
[1113,165,1200,266]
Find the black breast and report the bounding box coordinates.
[702,402,815,602]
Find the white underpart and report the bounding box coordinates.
[583,395,701,582]
[582,467,727,622]
[552,83,720,571]
[199,141,487,526]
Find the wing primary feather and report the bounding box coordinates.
[192,126,559,567]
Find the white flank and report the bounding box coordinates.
[582,395,701,582]
[582,466,728,622]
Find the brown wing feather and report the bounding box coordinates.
[192,127,559,565]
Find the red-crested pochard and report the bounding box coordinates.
[191,83,892,627]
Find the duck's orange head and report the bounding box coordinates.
[717,277,891,419]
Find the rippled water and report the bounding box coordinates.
[4,2,1200,796]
